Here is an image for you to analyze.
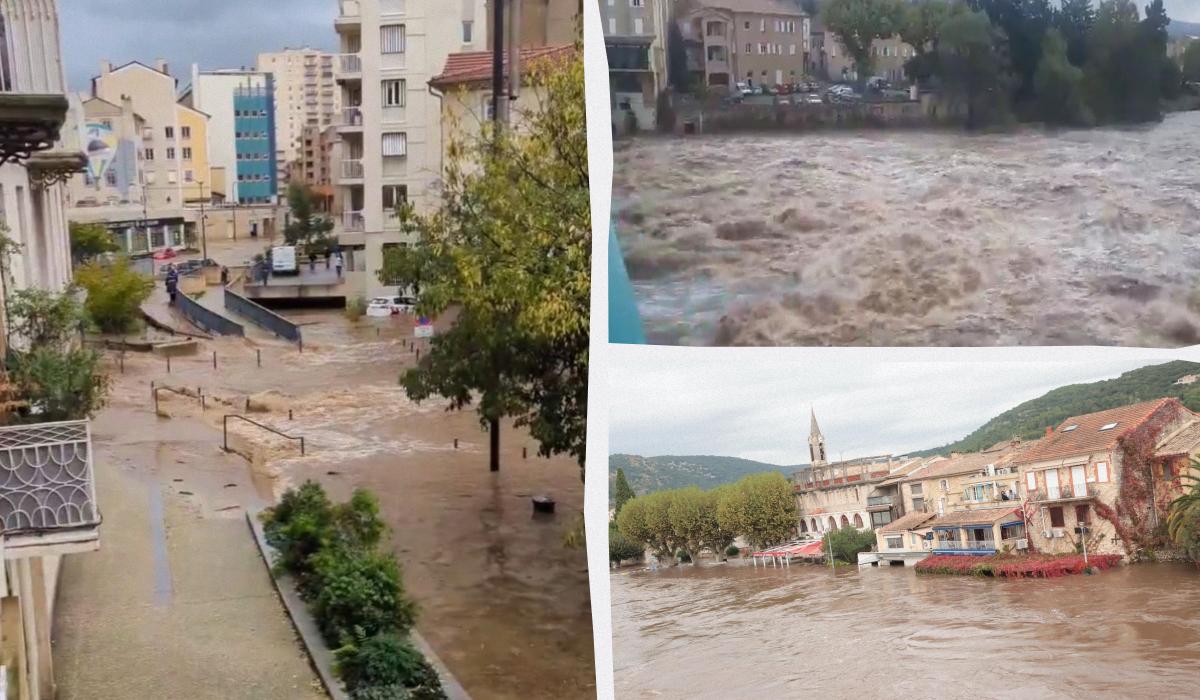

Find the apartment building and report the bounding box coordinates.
[491,0,581,48]
[811,19,916,84]
[678,0,810,91]
[332,0,487,296]
[181,67,279,204]
[292,123,338,211]
[257,48,340,185]
[0,3,102,698]
[602,0,669,133]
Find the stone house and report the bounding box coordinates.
[677,0,810,91]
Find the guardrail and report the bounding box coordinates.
[152,384,205,413]
[223,415,305,457]
[174,288,245,337]
[224,287,303,347]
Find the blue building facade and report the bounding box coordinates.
[233,76,277,204]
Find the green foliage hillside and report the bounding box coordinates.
[918,360,1200,456]
[608,454,804,499]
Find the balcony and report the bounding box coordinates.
[0,420,101,555]
[342,211,365,232]
[1028,483,1098,503]
[336,0,361,28]
[336,54,362,82]
[866,495,894,511]
[932,539,996,554]
[340,159,364,181]
[337,106,364,130]
[380,0,407,15]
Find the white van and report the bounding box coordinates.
[271,246,298,275]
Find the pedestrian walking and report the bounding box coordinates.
[220,266,230,285]
[334,250,344,278]
[324,250,331,269]
[165,264,179,304]
[308,252,316,272]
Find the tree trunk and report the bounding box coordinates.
[489,415,500,472]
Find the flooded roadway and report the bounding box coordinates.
[613,111,1200,346]
[611,562,1200,698]
[112,306,593,699]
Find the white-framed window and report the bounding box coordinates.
[166,147,176,160]
[790,44,797,55]
[145,171,156,184]
[382,184,408,209]
[630,0,644,6]
[633,17,643,34]
[144,148,154,160]
[181,126,191,139]
[184,170,194,182]
[1096,462,1109,483]
[745,43,752,54]
[462,20,473,43]
[165,126,174,139]
[1025,471,1037,492]
[760,19,766,32]
[167,171,177,184]
[758,43,766,54]
[382,132,407,157]
[608,17,616,34]
[382,79,406,107]
[182,147,192,160]
[381,24,406,54]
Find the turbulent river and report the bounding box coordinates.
[612,111,1200,346]
[611,562,1200,698]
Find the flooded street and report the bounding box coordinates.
[81,305,592,699]
[613,111,1200,346]
[611,562,1200,698]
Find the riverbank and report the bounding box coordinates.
[612,561,1200,698]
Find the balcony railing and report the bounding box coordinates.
[867,495,893,506]
[933,539,996,552]
[341,159,364,179]
[338,0,361,20]
[342,211,365,232]
[337,54,362,77]
[1028,483,1098,503]
[0,420,99,534]
[339,106,363,127]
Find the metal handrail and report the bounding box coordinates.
[153,385,205,413]
[223,414,305,456]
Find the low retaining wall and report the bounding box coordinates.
[677,99,936,134]
[225,287,302,344]
[174,291,245,337]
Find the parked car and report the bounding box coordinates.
[803,93,824,105]
[735,81,753,96]
[366,295,417,317]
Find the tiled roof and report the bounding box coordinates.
[1155,418,1200,457]
[694,0,809,16]
[930,507,1020,528]
[879,511,936,534]
[430,45,575,88]
[905,441,1039,481]
[1016,398,1180,465]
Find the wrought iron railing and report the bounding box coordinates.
[0,420,100,533]
[1028,483,1097,502]
[933,539,996,551]
[342,211,365,232]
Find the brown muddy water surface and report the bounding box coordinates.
[113,308,593,699]
[612,562,1200,698]
[613,111,1200,346]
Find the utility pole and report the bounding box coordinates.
[492,0,506,130]
[198,180,208,260]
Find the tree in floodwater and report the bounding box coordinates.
[715,472,797,551]
[613,468,636,516]
[937,9,1012,129]
[1184,41,1200,83]
[823,0,906,88]
[379,48,589,475]
[1080,0,1166,124]
[1033,29,1093,125]
[1167,462,1200,563]
[822,525,877,564]
[899,0,966,86]
[1056,0,1098,67]
[282,182,334,257]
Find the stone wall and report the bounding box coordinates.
[666,93,966,135]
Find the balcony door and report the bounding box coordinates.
[1071,465,1086,498]
[1045,470,1060,500]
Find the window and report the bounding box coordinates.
[382,184,408,209]
[382,79,406,107]
[911,497,925,512]
[184,170,194,182]
[1049,507,1065,528]
[382,132,407,157]
[181,126,191,139]
[165,126,174,138]
[1062,424,1078,432]
[633,17,643,34]
[885,536,902,549]
[940,479,948,492]
[760,19,766,32]
[631,0,644,6]
[1075,504,1090,525]
[144,148,154,160]
[1162,462,1175,479]
[910,483,923,495]
[1026,471,1037,492]
[745,43,752,54]
[1000,522,1026,541]
[462,20,473,43]
[744,21,751,30]
[1099,422,1118,431]
[105,169,117,186]
[167,171,177,184]
[790,44,797,55]
[381,25,406,53]
[182,147,192,160]
[609,18,616,34]
[1096,462,1109,483]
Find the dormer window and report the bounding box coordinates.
[1061,424,1078,432]
[1099,422,1118,431]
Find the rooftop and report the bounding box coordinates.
[1155,418,1200,457]
[1016,398,1181,465]
[930,506,1020,529]
[879,510,936,534]
[430,45,574,89]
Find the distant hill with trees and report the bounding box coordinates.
[608,454,805,499]
[915,360,1200,456]
[1168,20,1200,38]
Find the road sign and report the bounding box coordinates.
[414,316,434,338]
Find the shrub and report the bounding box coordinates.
[346,296,369,320]
[6,288,84,348]
[311,547,418,644]
[675,548,692,563]
[9,347,109,422]
[74,257,154,334]
[915,553,1123,578]
[725,545,740,557]
[330,489,387,551]
[335,632,445,699]
[69,221,119,264]
[822,525,876,564]
[261,480,334,581]
[609,526,644,565]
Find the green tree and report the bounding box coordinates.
[311,547,418,645]
[822,525,877,563]
[1034,29,1093,125]
[283,182,334,254]
[1057,0,1098,66]
[613,468,636,515]
[68,221,119,265]
[970,0,1056,105]
[823,0,906,87]
[717,473,797,550]
[899,0,964,84]
[609,522,644,566]
[1167,463,1200,562]
[379,48,588,474]
[617,491,679,562]
[938,9,1012,129]
[74,257,154,334]
[703,485,738,561]
[6,288,85,349]
[1082,0,1163,123]
[668,487,715,565]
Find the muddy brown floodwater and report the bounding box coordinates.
[613,111,1200,347]
[124,307,593,699]
[611,562,1200,699]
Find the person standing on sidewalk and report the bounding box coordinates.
[165,264,179,304]
[334,250,344,278]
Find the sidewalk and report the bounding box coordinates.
[52,401,324,699]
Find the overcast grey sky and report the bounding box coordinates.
[608,348,1200,466]
[1163,1,1200,24]
[61,1,336,91]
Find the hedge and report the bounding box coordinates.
[915,553,1123,578]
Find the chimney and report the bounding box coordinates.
[156,58,169,75]
[1046,426,1053,437]
[100,60,112,76]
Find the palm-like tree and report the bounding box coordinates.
[1166,459,1200,562]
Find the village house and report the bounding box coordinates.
[874,510,936,565]
[1014,398,1196,557]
